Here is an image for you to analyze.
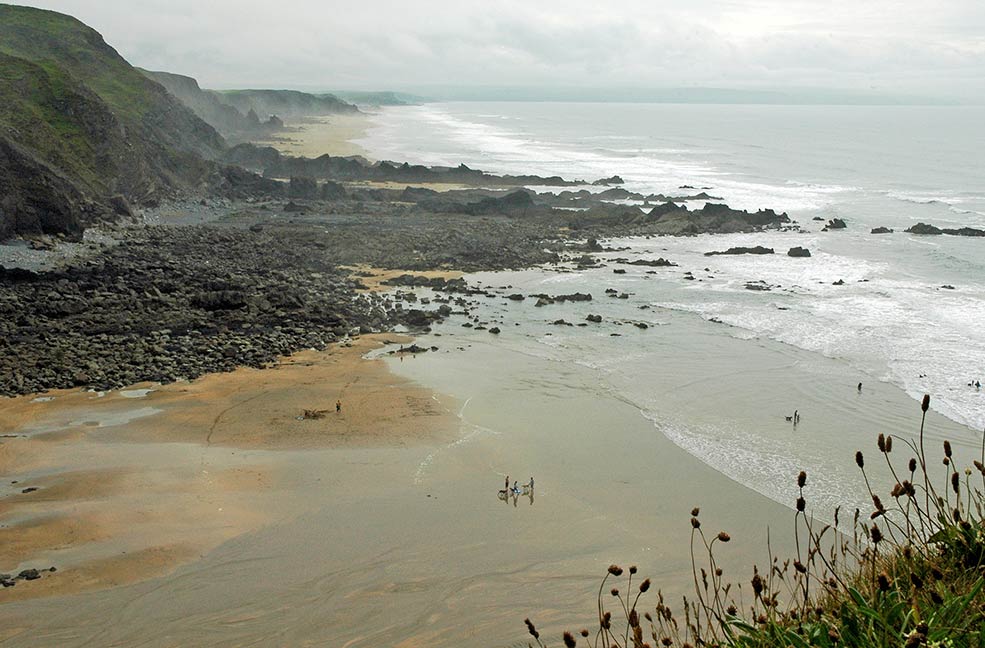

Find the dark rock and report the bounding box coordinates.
[592,175,624,186]
[613,268,626,274]
[488,327,500,334]
[871,227,893,234]
[787,247,811,258]
[705,246,774,256]
[905,222,942,235]
[109,195,134,218]
[586,314,602,323]
[825,218,847,230]
[833,279,845,285]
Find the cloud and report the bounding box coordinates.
[15,0,985,98]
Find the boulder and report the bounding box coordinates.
[787,247,811,258]
[871,227,893,234]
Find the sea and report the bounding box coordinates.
[358,101,985,516]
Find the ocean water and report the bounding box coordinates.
[359,102,985,512]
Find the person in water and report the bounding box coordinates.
[857,382,863,393]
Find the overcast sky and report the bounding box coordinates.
[17,0,985,99]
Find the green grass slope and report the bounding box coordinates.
[0,4,225,239]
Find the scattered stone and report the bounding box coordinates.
[586,314,602,323]
[787,247,811,258]
[871,227,893,234]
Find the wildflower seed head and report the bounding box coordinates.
[611,588,620,597]
[608,564,623,576]
[581,629,590,638]
[951,471,960,494]
[796,496,806,512]
[921,394,930,412]
[629,565,638,575]
[563,631,577,648]
[878,433,886,452]
[797,471,807,488]
[855,451,864,468]
[909,458,917,473]
[870,524,883,544]
[910,572,923,589]
[877,572,891,592]
[751,573,764,596]
[943,440,952,458]
[691,507,700,516]
[524,618,539,640]
[691,517,701,529]
[639,578,651,593]
[717,531,731,543]
[885,436,893,452]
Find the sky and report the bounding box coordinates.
[15,0,985,101]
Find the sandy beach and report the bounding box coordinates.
[0,334,459,603]
[252,113,373,158]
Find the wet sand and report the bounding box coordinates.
[0,335,459,603]
[252,113,372,158]
[0,327,798,647]
[344,265,464,292]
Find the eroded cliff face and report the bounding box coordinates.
[0,5,224,239]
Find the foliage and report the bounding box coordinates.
[526,395,985,648]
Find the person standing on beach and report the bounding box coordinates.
[505,475,510,491]
[336,400,342,413]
